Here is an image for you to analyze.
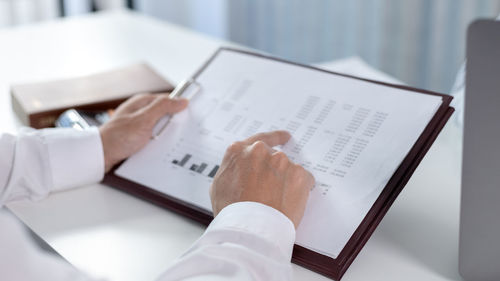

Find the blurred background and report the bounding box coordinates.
[1,0,499,94]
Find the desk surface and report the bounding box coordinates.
[1,10,464,281]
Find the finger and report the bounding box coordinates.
[246,140,275,155]
[220,141,244,165]
[270,151,290,169]
[114,93,158,115]
[138,95,189,122]
[242,130,291,147]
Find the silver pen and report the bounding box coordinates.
[152,78,201,139]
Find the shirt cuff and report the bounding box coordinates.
[45,127,105,192]
[207,201,296,261]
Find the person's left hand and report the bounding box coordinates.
[99,93,188,172]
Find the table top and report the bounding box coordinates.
[1,10,464,281]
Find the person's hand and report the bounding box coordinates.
[99,93,188,172]
[210,131,315,228]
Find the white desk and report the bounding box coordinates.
[1,10,464,281]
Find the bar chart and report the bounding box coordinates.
[171,153,220,178]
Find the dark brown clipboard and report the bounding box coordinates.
[102,47,454,280]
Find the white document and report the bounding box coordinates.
[116,50,442,259]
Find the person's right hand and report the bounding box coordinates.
[209,131,315,229]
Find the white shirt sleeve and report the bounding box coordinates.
[0,128,296,281]
[0,127,106,281]
[157,201,296,281]
[0,127,104,205]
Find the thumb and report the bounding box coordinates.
[140,95,189,122]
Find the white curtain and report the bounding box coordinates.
[64,0,124,15]
[135,0,227,39]
[0,0,125,27]
[0,0,59,26]
[224,0,500,93]
[3,0,500,93]
[136,0,500,93]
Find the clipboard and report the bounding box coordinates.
[103,47,454,280]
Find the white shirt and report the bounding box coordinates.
[0,127,296,281]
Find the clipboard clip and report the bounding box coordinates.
[152,78,201,139]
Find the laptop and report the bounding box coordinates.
[460,19,500,281]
